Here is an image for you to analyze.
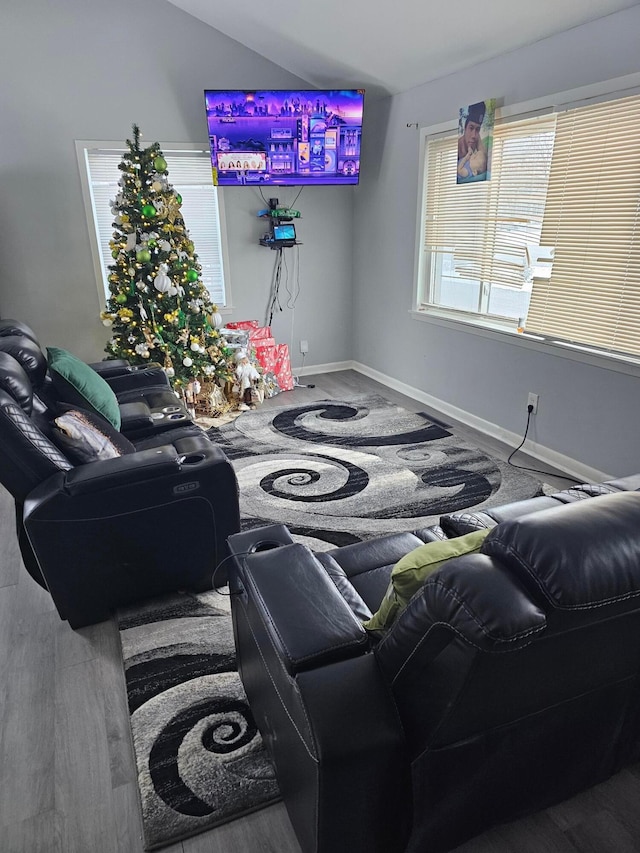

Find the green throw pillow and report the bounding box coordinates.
[47,346,121,430]
[363,528,491,632]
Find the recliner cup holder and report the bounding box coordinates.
[162,405,183,414]
[168,412,187,420]
[249,540,285,553]
[180,453,206,465]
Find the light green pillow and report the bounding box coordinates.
[47,346,121,430]
[363,528,491,632]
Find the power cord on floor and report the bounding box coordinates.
[507,404,583,485]
[293,351,315,389]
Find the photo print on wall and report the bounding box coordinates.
[457,99,496,184]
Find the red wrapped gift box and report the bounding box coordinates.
[251,336,276,353]
[249,325,272,342]
[274,343,294,391]
[226,320,259,330]
[254,342,277,373]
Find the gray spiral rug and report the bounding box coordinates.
[117,394,543,850]
[117,589,280,851]
[207,394,543,549]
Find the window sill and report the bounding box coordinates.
[410,308,640,379]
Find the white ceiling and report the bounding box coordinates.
[167,0,638,98]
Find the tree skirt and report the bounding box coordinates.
[117,394,543,850]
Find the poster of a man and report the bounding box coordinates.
[457,100,495,184]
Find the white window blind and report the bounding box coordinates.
[424,115,557,295]
[525,93,640,357]
[84,146,228,307]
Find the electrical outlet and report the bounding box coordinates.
[300,339,309,354]
[527,392,539,414]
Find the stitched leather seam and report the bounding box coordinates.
[2,404,71,472]
[488,535,640,610]
[420,577,546,641]
[387,615,544,686]
[238,577,319,763]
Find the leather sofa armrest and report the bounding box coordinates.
[230,540,411,853]
[56,441,231,497]
[104,365,172,395]
[234,543,370,674]
[119,400,154,432]
[88,358,132,378]
[60,445,180,495]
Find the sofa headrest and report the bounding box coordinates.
[0,318,40,343]
[482,492,640,610]
[0,334,47,388]
[0,351,34,414]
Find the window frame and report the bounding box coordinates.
[75,140,233,314]
[412,71,640,373]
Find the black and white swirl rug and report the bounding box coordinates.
[207,394,542,549]
[117,589,280,850]
[118,395,542,850]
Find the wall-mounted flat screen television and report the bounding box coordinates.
[203,89,365,187]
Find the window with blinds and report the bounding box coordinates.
[421,114,556,324]
[418,90,640,361]
[526,94,640,357]
[80,144,229,309]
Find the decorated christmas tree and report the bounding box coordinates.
[101,125,234,398]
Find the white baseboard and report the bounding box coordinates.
[295,360,354,376]
[349,361,610,484]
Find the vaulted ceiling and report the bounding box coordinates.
[167,0,639,98]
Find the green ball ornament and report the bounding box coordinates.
[175,193,182,205]
[111,249,119,259]
[186,268,199,282]
[136,249,151,263]
[147,238,156,248]
[115,293,127,304]
[153,156,167,172]
[141,204,156,218]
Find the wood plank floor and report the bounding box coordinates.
[0,369,634,853]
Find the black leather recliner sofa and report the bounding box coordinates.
[227,474,640,853]
[0,317,197,438]
[0,322,240,629]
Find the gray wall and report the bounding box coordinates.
[2,0,638,477]
[353,6,640,478]
[0,0,354,366]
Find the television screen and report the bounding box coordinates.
[203,89,365,187]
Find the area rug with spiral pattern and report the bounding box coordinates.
[206,394,543,549]
[117,394,543,850]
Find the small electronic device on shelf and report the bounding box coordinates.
[258,198,301,249]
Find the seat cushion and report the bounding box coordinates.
[47,346,121,429]
[363,528,491,632]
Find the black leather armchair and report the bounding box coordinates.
[228,486,640,853]
[0,348,240,629]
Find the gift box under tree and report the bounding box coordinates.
[274,343,294,391]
